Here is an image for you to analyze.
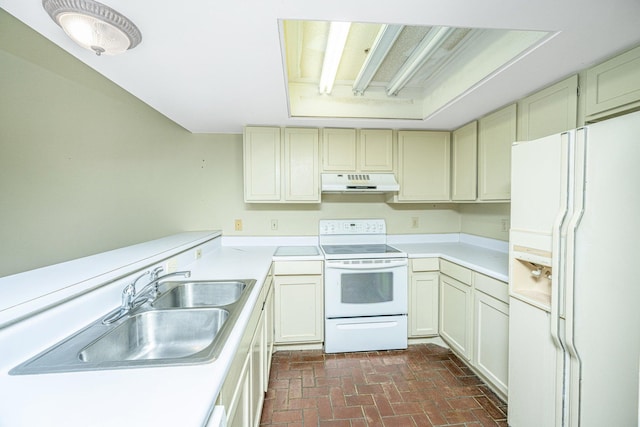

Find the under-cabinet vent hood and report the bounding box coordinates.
[321,173,400,193]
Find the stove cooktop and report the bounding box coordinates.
[320,244,406,260]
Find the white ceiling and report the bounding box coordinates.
[2,0,640,133]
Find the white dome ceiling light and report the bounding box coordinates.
[42,0,142,56]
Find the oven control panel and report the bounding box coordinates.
[319,219,386,235]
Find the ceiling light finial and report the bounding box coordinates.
[42,0,142,56]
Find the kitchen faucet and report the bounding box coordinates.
[132,268,191,306]
[102,267,191,325]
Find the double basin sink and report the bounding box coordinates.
[11,279,256,375]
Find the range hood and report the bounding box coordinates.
[321,173,400,193]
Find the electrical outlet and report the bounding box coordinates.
[411,217,419,229]
[194,248,202,259]
[234,219,243,231]
[271,219,278,230]
[501,218,509,232]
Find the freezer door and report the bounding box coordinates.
[511,133,565,244]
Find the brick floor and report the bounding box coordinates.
[260,344,507,427]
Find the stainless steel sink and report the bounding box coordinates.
[78,308,228,362]
[152,280,248,309]
[10,279,257,375]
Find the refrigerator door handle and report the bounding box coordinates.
[550,130,573,426]
[563,127,588,426]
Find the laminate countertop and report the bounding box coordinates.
[0,233,508,426]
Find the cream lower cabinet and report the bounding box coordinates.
[473,273,509,397]
[395,130,450,202]
[437,259,509,399]
[274,261,323,345]
[409,258,439,337]
[243,126,319,203]
[218,273,273,427]
[439,272,473,361]
[263,277,275,390]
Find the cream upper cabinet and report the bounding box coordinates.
[244,126,319,203]
[321,128,393,172]
[243,126,281,202]
[477,104,516,201]
[283,128,320,202]
[396,130,450,202]
[517,75,578,141]
[585,44,640,122]
[358,129,393,171]
[451,121,478,201]
[322,128,356,171]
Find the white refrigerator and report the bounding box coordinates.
[508,110,640,426]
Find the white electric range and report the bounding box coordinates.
[319,219,408,353]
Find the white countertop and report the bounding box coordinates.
[0,232,508,426]
[393,242,508,282]
[0,244,276,427]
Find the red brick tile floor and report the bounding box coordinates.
[259,344,508,427]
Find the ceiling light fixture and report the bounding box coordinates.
[352,24,404,95]
[319,21,351,94]
[42,0,142,56]
[386,26,455,96]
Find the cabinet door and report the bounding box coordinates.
[409,271,439,337]
[264,277,274,392]
[359,129,393,172]
[585,45,640,121]
[250,309,266,427]
[517,75,578,141]
[322,128,356,172]
[478,104,516,201]
[283,128,320,202]
[227,354,251,427]
[474,290,509,396]
[243,127,281,202]
[397,131,450,201]
[274,275,323,343]
[439,274,472,360]
[451,121,478,201]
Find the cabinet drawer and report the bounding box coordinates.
[440,259,472,285]
[474,273,509,304]
[273,260,323,275]
[411,258,439,272]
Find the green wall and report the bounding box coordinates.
[0,9,240,276]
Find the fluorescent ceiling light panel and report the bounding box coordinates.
[319,21,351,94]
[386,26,456,96]
[352,24,404,95]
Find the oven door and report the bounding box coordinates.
[324,258,408,318]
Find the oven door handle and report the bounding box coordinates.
[325,260,408,270]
